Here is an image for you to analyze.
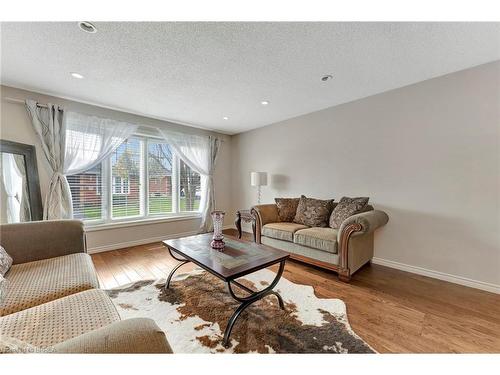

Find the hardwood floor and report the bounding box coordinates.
[91,229,500,353]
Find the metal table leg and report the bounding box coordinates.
[222,260,286,348]
[164,247,190,290]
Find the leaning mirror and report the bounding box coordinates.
[0,140,43,223]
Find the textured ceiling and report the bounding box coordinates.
[1,22,499,134]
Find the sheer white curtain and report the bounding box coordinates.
[1,153,23,223]
[26,100,138,219]
[13,155,31,221]
[157,129,221,232]
[64,112,138,175]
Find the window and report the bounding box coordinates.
[179,159,201,212]
[67,163,103,221]
[113,177,130,195]
[111,138,142,218]
[68,135,202,224]
[148,142,173,215]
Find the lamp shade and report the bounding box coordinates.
[250,172,268,187]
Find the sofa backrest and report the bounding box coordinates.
[0,220,85,264]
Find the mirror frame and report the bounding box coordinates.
[0,139,43,221]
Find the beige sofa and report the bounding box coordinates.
[0,220,171,353]
[252,203,388,281]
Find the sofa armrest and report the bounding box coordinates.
[337,210,389,242]
[251,204,279,244]
[0,220,86,265]
[52,318,172,354]
[336,210,389,280]
[251,204,279,228]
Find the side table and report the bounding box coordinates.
[234,209,256,242]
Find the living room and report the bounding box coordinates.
[1,1,499,373]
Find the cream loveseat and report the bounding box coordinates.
[252,202,389,281]
[0,220,171,353]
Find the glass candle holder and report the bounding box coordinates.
[210,210,225,249]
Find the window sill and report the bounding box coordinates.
[84,213,202,232]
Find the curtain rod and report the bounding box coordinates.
[2,96,225,141]
[3,96,64,111]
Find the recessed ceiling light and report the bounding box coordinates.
[321,74,333,82]
[223,116,229,120]
[261,100,270,105]
[78,21,97,34]
[70,72,84,79]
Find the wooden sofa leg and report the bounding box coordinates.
[338,270,351,282]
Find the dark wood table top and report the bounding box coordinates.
[163,233,289,281]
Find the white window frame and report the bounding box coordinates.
[77,134,201,227]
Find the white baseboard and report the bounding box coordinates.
[372,257,500,294]
[87,230,199,254]
[88,225,236,254]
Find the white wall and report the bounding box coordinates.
[231,61,500,290]
[0,85,233,251]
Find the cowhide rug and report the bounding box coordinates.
[106,268,375,354]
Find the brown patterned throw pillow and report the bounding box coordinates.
[293,195,334,227]
[275,198,300,222]
[329,197,369,229]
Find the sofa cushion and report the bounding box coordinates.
[294,195,334,227]
[0,289,120,348]
[0,245,13,276]
[0,253,99,316]
[294,227,339,254]
[262,236,340,266]
[329,197,370,229]
[262,222,309,242]
[275,198,300,222]
[53,318,172,354]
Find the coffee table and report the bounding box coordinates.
[163,233,289,348]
